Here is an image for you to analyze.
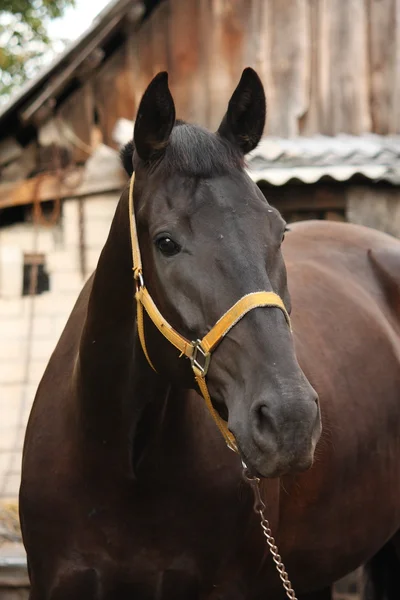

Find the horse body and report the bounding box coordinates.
[20,69,400,600]
[21,217,400,599]
[277,221,400,592]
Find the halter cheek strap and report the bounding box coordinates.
[128,174,291,453]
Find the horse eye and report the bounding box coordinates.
[155,236,181,257]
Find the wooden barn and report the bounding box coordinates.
[2,0,400,506]
[3,0,400,222]
[2,1,400,596]
[1,0,400,506]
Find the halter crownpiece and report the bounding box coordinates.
[128,174,291,453]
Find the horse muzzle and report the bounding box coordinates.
[229,387,321,478]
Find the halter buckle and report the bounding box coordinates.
[134,270,144,292]
[190,340,211,377]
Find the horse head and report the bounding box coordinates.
[121,68,321,478]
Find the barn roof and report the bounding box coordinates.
[114,119,400,187]
[0,0,162,140]
[247,134,400,186]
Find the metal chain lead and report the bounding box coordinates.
[242,465,298,600]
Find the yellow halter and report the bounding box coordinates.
[128,174,291,453]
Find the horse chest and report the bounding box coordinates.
[50,484,255,600]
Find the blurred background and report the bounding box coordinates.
[0,0,398,597]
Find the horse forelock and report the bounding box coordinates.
[165,122,244,177]
[121,121,244,179]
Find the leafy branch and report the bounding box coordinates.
[0,0,75,100]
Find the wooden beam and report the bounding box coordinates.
[260,183,347,213]
[19,13,124,125]
[0,171,80,209]
[0,167,127,210]
[0,137,22,167]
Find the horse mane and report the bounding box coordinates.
[120,140,135,176]
[120,120,244,178]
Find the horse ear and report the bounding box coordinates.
[134,71,176,162]
[217,67,266,154]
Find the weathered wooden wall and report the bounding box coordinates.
[144,0,400,135]
[48,0,400,158]
[347,186,400,237]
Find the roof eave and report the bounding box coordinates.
[0,0,144,132]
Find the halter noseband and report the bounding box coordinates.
[128,175,291,453]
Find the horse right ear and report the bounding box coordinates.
[134,72,176,163]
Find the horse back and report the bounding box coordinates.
[284,220,400,332]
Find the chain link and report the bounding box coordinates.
[242,466,298,600]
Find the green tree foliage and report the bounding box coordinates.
[0,0,75,99]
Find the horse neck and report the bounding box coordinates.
[74,188,279,525]
[76,191,170,471]
[73,192,279,516]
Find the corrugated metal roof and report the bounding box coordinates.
[247,134,400,186]
[113,122,400,186]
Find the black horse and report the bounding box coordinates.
[20,69,400,599]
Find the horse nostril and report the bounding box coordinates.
[255,404,274,434]
[257,405,267,421]
[250,403,279,454]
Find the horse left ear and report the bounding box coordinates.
[134,71,176,162]
[217,67,266,154]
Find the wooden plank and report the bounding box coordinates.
[0,171,81,210]
[252,0,274,134]
[392,0,400,132]
[125,0,171,123]
[114,46,136,126]
[57,83,94,164]
[94,45,135,147]
[130,0,204,125]
[168,0,206,124]
[299,0,321,134]
[299,0,372,134]
[317,0,331,134]
[368,0,395,133]
[368,0,400,133]
[298,0,335,134]
[125,20,142,119]
[261,183,346,213]
[255,0,281,134]
[150,2,170,79]
[323,0,371,134]
[127,12,155,120]
[196,0,213,128]
[0,168,126,210]
[267,0,310,136]
[205,0,251,130]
